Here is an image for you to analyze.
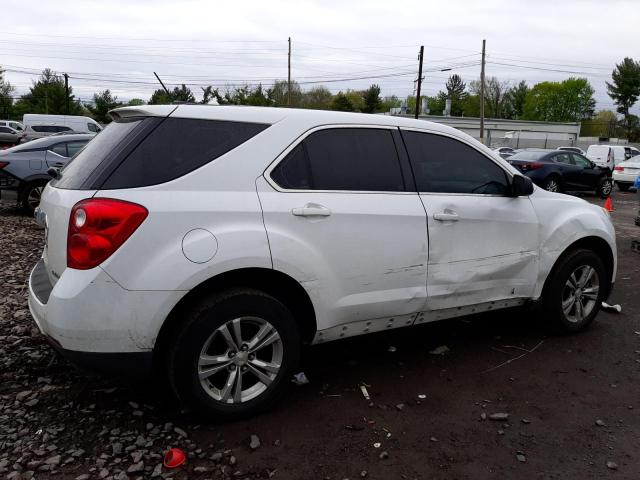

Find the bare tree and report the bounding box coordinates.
[470,76,511,118]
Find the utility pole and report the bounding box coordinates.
[153,72,170,96]
[479,39,486,143]
[64,73,69,115]
[414,45,424,119]
[287,37,292,107]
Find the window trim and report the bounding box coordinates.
[399,127,517,198]
[264,124,416,195]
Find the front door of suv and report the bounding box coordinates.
[257,126,428,333]
[401,129,539,311]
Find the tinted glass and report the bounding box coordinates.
[572,154,591,168]
[508,151,547,161]
[88,123,98,133]
[32,126,47,132]
[66,141,87,157]
[53,118,146,189]
[0,127,10,133]
[271,128,405,191]
[50,143,68,157]
[270,143,311,189]
[102,118,268,189]
[403,131,509,195]
[554,153,573,164]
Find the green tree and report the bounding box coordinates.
[580,109,620,137]
[380,95,401,113]
[361,84,382,113]
[13,68,83,116]
[268,80,303,107]
[460,94,481,117]
[606,57,640,139]
[148,84,195,104]
[470,76,511,118]
[330,92,355,111]
[127,98,145,106]
[445,74,467,116]
[523,78,595,122]
[86,89,122,124]
[507,80,529,119]
[0,65,14,119]
[301,86,333,110]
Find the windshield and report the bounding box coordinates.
[509,151,547,161]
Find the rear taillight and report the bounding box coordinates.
[521,162,544,171]
[67,198,148,270]
[0,161,8,169]
[614,166,624,172]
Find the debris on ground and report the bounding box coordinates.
[360,384,371,400]
[429,345,450,355]
[606,461,618,470]
[379,451,389,460]
[516,452,526,463]
[596,419,606,426]
[489,413,510,421]
[292,372,310,385]
[387,346,397,353]
[601,302,622,313]
[249,434,261,450]
[373,443,381,448]
[418,394,427,399]
[163,448,186,469]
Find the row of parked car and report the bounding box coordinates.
[0,114,102,144]
[493,145,640,196]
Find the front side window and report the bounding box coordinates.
[271,128,405,192]
[572,154,591,168]
[88,123,98,133]
[402,131,509,195]
[0,127,11,133]
[66,141,88,157]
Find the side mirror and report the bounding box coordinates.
[511,175,534,196]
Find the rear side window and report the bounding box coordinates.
[88,123,98,133]
[271,128,405,191]
[403,131,509,195]
[50,143,68,157]
[102,118,268,189]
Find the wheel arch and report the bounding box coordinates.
[542,235,614,300]
[154,267,317,363]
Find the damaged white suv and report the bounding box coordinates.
[29,105,616,419]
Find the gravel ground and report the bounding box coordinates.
[1,190,639,480]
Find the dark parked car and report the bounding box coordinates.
[507,149,613,198]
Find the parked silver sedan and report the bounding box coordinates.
[0,126,24,144]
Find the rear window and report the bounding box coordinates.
[509,151,547,161]
[53,117,268,190]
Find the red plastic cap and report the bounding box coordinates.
[67,198,148,270]
[163,448,186,469]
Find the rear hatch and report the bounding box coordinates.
[586,146,610,167]
[38,114,165,287]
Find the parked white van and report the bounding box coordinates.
[586,145,640,172]
[22,114,102,141]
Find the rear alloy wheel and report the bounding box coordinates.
[543,177,560,193]
[541,249,607,333]
[168,289,300,420]
[597,178,613,198]
[21,181,47,215]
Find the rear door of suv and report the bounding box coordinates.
[257,126,428,333]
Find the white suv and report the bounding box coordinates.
[29,105,617,419]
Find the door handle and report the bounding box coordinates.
[433,212,459,222]
[291,204,332,217]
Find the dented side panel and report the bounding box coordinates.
[421,194,539,310]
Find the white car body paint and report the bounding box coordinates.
[612,158,640,185]
[28,105,617,355]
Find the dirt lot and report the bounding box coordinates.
[1,190,639,480]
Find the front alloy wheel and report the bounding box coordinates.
[598,178,613,198]
[544,177,559,192]
[561,265,599,323]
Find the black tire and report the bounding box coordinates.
[597,178,613,198]
[616,182,631,192]
[167,288,301,421]
[21,180,48,215]
[543,176,561,193]
[540,249,608,333]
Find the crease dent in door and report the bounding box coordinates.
[427,250,537,309]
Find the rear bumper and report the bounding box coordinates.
[28,258,184,356]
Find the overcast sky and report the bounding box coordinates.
[3,0,639,113]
